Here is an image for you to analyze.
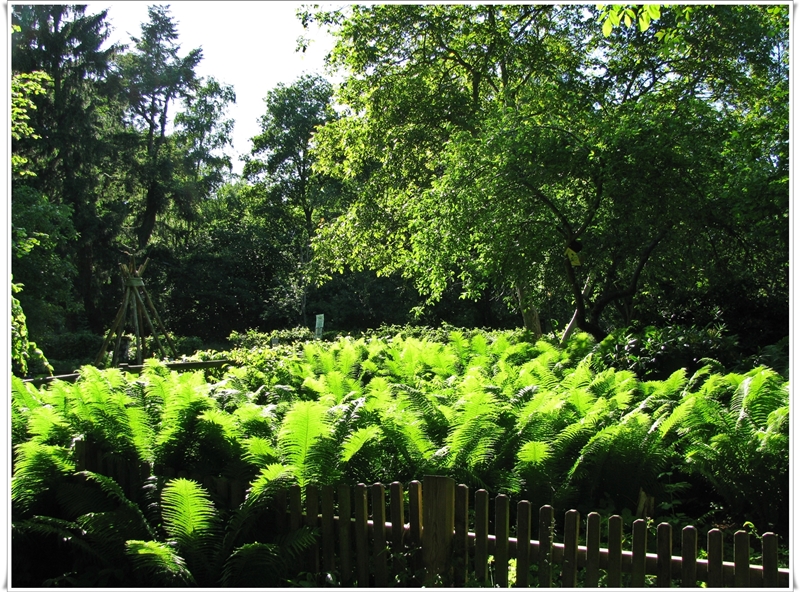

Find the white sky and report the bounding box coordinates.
[92,1,340,176]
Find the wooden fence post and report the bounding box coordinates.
[631,518,648,587]
[707,528,724,588]
[734,530,750,587]
[337,484,353,586]
[421,475,455,586]
[494,494,510,588]
[409,480,423,577]
[454,484,469,587]
[321,485,335,575]
[515,500,531,588]
[761,532,779,587]
[475,489,490,584]
[538,505,555,588]
[562,509,580,587]
[305,485,319,575]
[607,515,623,588]
[390,482,405,577]
[354,483,369,587]
[657,522,672,587]
[372,483,388,587]
[585,512,601,587]
[681,525,697,587]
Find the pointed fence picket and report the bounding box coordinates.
[277,476,789,588]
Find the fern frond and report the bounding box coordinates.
[161,478,219,549]
[446,389,502,470]
[75,470,156,537]
[12,441,74,513]
[736,368,787,429]
[568,387,596,417]
[221,542,284,586]
[277,401,331,488]
[14,515,109,564]
[125,539,195,586]
[248,463,294,502]
[340,426,382,464]
[517,440,551,466]
[26,405,70,444]
[243,437,279,467]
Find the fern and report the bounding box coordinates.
[12,441,75,514]
[517,440,552,466]
[277,400,332,488]
[160,478,221,585]
[125,539,195,585]
[221,527,317,587]
[340,426,382,463]
[445,385,502,478]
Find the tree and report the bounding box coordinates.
[243,74,342,326]
[12,5,126,334]
[117,4,203,250]
[307,4,788,342]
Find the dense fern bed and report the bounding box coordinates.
[11,329,789,586]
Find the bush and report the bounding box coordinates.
[593,323,741,380]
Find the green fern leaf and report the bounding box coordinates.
[277,401,331,488]
[125,539,195,585]
[340,425,381,463]
[160,478,219,549]
[518,440,551,466]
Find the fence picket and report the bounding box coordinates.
[538,505,555,588]
[631,519,648,587]
[707,528,724,588]
[275,488,287,532]
[681,525,698,587]
[475,489,489,584]
[337,484,353,586]
[305,485,319,574]
[354,484,369,587]
[734,530,749,587]
[562,509,580,587]
[657,522,672,587]
[372,483,388,587]
[607,515,623,587]
[321,485,335,574]
[289,485,302,532]
[390,482,405,577]
[762,532,778,587]
[422,475,455,586]
[454,484,469,586]
[409,480,423,576]
[495,494,510,587]
[585,512,601,587]
[515,501,531,588]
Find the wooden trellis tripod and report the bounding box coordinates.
[94,256,177,366]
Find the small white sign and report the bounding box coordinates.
[315,314,324,339]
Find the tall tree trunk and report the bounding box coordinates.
[137,183,161,250]
[514,280,542,339]
[561,273,594,346]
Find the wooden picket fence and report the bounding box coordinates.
[274,475,789,588]
[70,444,788,588]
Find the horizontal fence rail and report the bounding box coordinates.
[276,476,789,588]
[22,359,234,385]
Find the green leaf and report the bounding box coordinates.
[340,425,381,463]
[125,539,195,585]
[160,478,218,547]
[518,441,551,466]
